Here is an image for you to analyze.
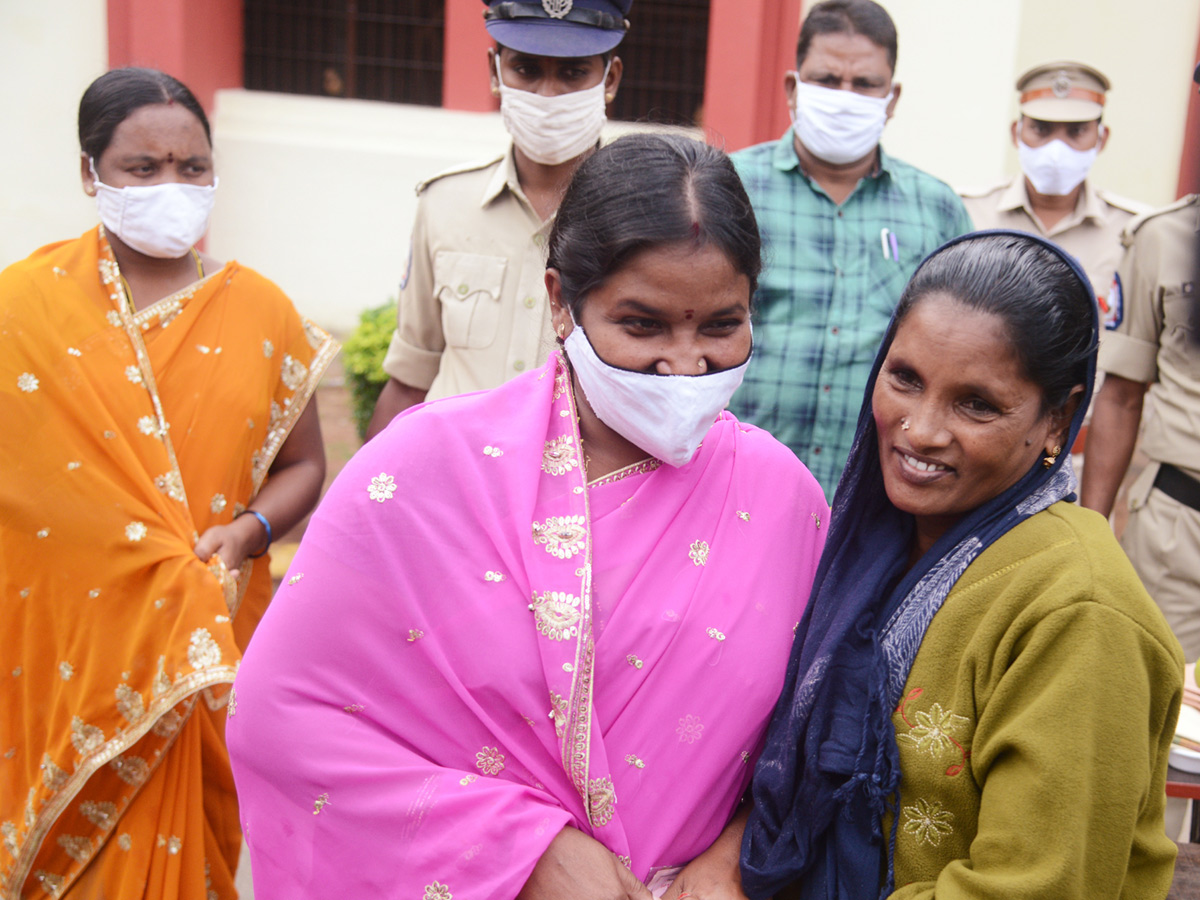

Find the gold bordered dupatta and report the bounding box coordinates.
[0,228,335,897]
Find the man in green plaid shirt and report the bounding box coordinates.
[729,0,972,498]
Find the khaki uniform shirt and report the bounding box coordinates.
[1098,195,1200,481]
[961,176,1148,307]
[382,147,555,401]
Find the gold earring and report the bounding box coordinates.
[605,93,615,103]
[1042,444,1062,468]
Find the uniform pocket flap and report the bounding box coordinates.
[434,251,506,304]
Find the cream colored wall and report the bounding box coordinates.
[0,1,108,269]
[207,90,513,333]
[880,0,1198,206]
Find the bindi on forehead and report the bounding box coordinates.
[684,309,694,319]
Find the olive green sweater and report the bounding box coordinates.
[888,501,1184,900]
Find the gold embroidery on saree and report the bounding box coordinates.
[475,747,506,775]
[56,834,92,863]
[424,882,452,900]
[368,473,396,502]
[70,718,104,756]
[529,591,582,640]
[542,436,579,475]
[280,354,308,392]
[531,515,586,559]
[78,801,117,830]
[115,685,145,723]
[108,755,150,786]
[40,755,67,792]
[187,628,222,669]
[587,776,617,826]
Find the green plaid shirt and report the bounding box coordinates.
[730,131,973,498]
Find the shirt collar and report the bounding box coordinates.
[999,175,1106,226]
[480,144,525,208]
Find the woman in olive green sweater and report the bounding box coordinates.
[742,231,1184,900]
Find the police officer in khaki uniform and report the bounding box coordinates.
[1081,191,1200,658]
[367,0,629,439]
[962,61,1148,309]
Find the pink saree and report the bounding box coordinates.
[227,353,827,898]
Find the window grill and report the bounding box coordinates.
[244,0,445,106]
[610,0,710,127]
[243,0,709,124]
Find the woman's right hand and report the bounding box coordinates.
[519,826,654,900]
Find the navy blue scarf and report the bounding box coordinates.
[740,231,1099,900]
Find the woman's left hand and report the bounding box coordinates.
[661,806,750,900]
[194,515,267,578]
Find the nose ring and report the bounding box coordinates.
[900,417,910,431]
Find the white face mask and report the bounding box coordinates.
[790,78,893,165]
[563,323,751,467]
[1017,138,1099,197]
[90,159,217,259]
[496,58,609,166]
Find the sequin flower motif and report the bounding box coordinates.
[423,883,452,900]
[475,747,506,775]
[676,714,704,744]
[367,473,396,503]
[688,540,710,567]
[17,373,39,393]
[902,798,954,847]
[125,522,148,542]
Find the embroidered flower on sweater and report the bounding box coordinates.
[902,798,954,846]
[900,702,970,756]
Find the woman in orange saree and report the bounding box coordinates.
[0,68,336,899]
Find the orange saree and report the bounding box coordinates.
[0,227,337,899]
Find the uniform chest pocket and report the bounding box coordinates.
[435,251,507,349]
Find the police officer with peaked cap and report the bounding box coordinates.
[367,0,631,438]
[961,60,1149,307]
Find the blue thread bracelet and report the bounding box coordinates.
[240,509,272,558]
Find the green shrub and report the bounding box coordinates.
[342,300,397,441]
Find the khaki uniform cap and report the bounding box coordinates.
[1017,61,1110,122]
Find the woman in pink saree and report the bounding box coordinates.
[227,134,827,899]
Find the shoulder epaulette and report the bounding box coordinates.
[1094,188,1152,217]
[957,178,1010,200]
[415,152,507,196]
[1121,194,1199,244]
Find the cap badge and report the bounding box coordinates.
[1052,72,1072,98]
[542,0,573,18]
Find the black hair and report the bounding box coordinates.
[796,0,897,72]
[78,67,211,161]
[893,233,1096,412]
[547,133,761,318]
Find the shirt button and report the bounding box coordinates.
[457,283,469,295]
[823,385,831,392]
[831,326,839,335]
[813,446,822,454]
[523,296,536,309]
[513,360,526,372]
